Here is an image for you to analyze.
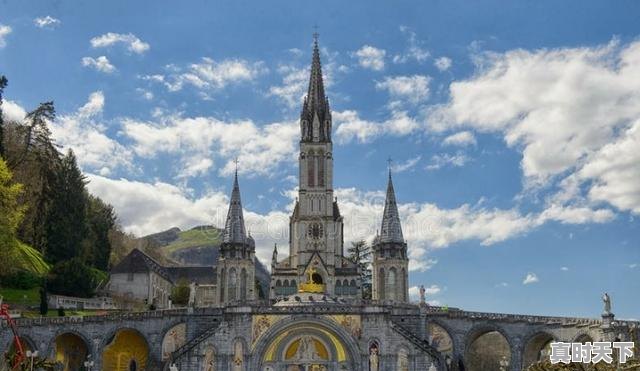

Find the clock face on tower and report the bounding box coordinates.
[308,223,324,239]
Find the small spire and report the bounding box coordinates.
[272,244,278,262]
[379,169,404,244]
[300,31,331,142]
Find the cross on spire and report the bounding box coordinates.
[313,24,319,44]
[234,157,239,176]
[387,157,393,176]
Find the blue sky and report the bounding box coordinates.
[1,0,638,319]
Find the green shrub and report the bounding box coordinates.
[0,270,43,289]
[47,258,96,298]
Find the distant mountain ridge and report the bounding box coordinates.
[138,225,271,297]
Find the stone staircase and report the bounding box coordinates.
[390,320,443,368]
[168,321,222,366]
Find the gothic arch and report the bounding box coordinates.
[522,330,557,368]
[228,268,238,302]
[426,320,455,357]
[161,323,187,362]
[45,328,93,358]
[378,268,385,300]
[250,315,362,370]
[240,268,248,301]
[572,332,595,343]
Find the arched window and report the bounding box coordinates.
[318,152,325,187]
[387,268,397,301]
[308,151,315,187]
[240,268,247,301]
[228,268,237,302]
[219,268,225,302]
[289,280,297,295]
[336,280,342,295]
[350,279,357,295]
[378,268,385,300]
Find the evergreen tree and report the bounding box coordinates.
[39,286,48,315]
[83,195,116,271]
[47,258,96,298]
[45,149,88,264]
[0,75,8,158]
[0,157,26,272]
[348,240,373,299]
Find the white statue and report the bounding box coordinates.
[369,346,379,371]
[188,282,197,308]
[419,285,426,305]
[294,336,319,361]
[603,292,612,314]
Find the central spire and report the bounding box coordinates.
[300,35,331,142]
[379,170,404,244]
[222,168,247,244]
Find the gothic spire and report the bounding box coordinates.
[379,169,404,244]
[300,34,331,142]
[222,168,247,244]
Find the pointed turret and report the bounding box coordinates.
[271,244,278,266]
[300,35,331,142]
[222,169,247,244]
[379,170,404,244]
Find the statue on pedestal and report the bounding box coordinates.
[602,292,612,315]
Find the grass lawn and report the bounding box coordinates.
[0,287,40,307]
[163,227,221,253]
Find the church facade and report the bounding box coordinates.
[1,39,639,371]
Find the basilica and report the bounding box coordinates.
[2,38,637,371]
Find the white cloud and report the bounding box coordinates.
[268,65,309,108]
[85,174,289,265]
[354,45,386,71]
[136,88,154,100]
[629,263,638,269]
[427,39,640,215]
[376,75,431,104]
[34,16,61,29]
[50,91,133,173]
[443,131,476,147]
[90,32,150,54]
[0,24,12,48]
[434,57,452,71]
[495,282,509,288]
[157,57,266,92]
[561,266,569,271]
[393,27,429,64]
[121,114,298,177]
[391,156,421,173]
[523,273,539,285]
[408,284,441,301]
[425,153,470,170]
[82,56,116,73]
[334,110,419,144]
[2,100,27,122]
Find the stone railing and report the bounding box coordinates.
[1,308,199,328]
[438,309,603,326]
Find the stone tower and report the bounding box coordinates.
[270,37,361,299]
[372,170,409,303]
[216,169,256,305]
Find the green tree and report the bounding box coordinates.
[45,149,88,264]
[348,240,373,299]
[83,195,116,270]
[171,279,190,306]
[0,75,8,158]
[47,258,96,298]
[0,157,26,272]
[39,286,48,315]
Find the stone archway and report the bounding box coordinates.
[522,332,555,368]
[53,332,90,371]
[102,328,150,371]
[465,326,512,371]
[251,316,362,371]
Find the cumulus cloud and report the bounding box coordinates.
[523,273,539,285]
[50,91,134,173]
[121,114,298,178]
[376,75,431,104]
[0,24,12,48]
[434,57,452,71]
[150,57,266,92]
[334,110,419,144]
[443,131,476,147]
[90,32,150,54]
[34,16,61,29]
[561,266,569,271]
[82,56,116,73]
[268,65,309,108]
[427,39,640,215]
[354,45,386,71]
[2,100,27,122]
